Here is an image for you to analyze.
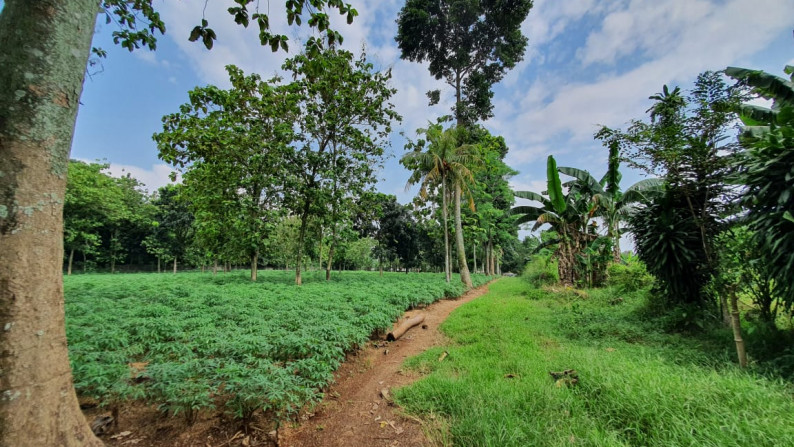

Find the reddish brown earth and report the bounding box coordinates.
[82,283,490,447]
[280,283,490,447]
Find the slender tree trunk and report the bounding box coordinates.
[173,257,177,274]
[441,178,451,282]
[454,184,472,288]
[489,239,495,276]
[0,2,104,445]
[82,251,87,272]
[326,225,337,281]
[157,256,161,274]
[317,228,324,272]
[67,248,74,276]
[213,258,218,276]
[110,251,116,274]
[729,289,748,368]
[295,199,312,286]
[250,250,258,282]
[720,295,731,326]
[473,242,477,274]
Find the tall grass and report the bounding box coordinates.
[396,278,794,447]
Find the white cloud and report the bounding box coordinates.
[103,162,179,194]
[502,0,794,170]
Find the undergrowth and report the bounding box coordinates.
[395,278,794,447]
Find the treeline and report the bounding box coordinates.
[63,160,527,278]
[65,47,528,282]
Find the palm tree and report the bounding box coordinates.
[401,123,477,286]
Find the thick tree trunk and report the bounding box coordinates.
[67,248,74,276]
[173,257,177,274]
[441,178,451,283]
[557,242,576,286]
[729,290,748,368]
[250,250,258,282]
[454,184,472,288]
[110,251,116,274]
[0,2,104,446]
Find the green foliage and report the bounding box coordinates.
[395,0,533,123]
[521,255,558,288]
[606,257,654,293]
[65,271,489,426]
[714,227,781,324]
[613,72,741,308]
[396,278,794,446]
[99,0,355,55]
[629,190,715,305]
[727,64,794,309]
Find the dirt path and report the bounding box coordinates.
[279,283,491,447]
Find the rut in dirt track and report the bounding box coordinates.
[280,282,492,447]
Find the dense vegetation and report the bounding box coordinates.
[396,277,794,447]
[65,271,489,426]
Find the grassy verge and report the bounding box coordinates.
[395,278,794,447]
[64,270,489,425]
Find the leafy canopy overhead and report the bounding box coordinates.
[98,0,357,55]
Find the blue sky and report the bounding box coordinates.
[63,0,793,208]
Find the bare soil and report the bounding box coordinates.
[82,283,490,447]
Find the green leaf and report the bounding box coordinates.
[546,156,566,214]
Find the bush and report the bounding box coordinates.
[607,257,654,292]
[522,255,558,287]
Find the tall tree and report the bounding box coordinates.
[402,123,477,286]
[150,185,194,274]
[156,65,300,282]
[619,73,742,307]
[282,47,400,285]
[462,126,517,275]
[63,160,126,275]
[395,0,533,126]
[0,2,357,443]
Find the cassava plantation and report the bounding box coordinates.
[1,1,793,446]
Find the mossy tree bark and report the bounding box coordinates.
[0,1,103,445]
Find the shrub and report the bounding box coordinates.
[607,257,654,293]
[522,255,558,287]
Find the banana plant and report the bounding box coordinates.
[512,156,597,285]
[726,64,794,308]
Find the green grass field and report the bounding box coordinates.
[395,278,794,447]
[64,270,488,424]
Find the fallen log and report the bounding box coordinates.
[387,314,426,341]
